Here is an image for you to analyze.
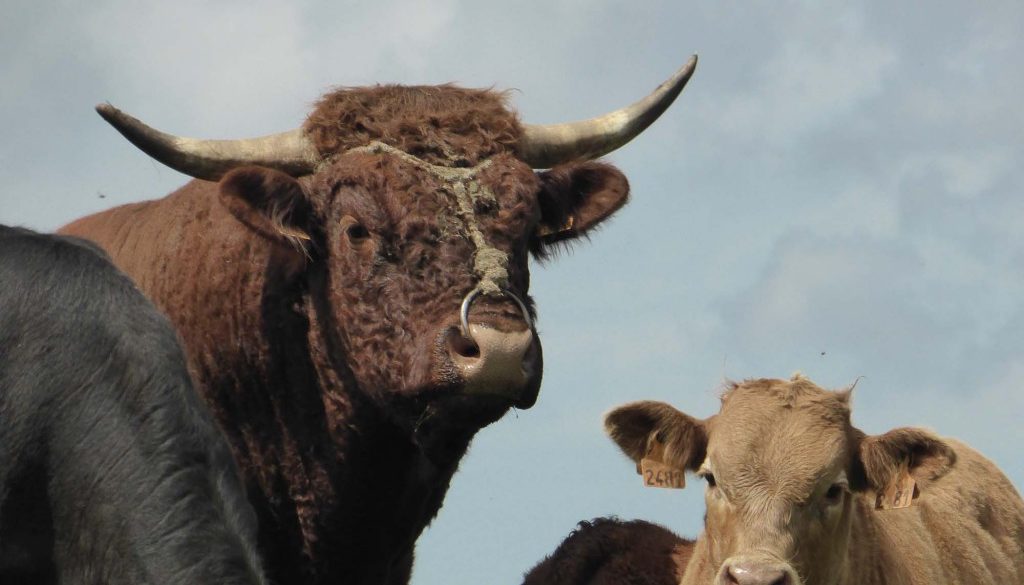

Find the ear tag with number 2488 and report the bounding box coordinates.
[640,438,685,489]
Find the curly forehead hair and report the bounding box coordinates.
[720,375,852,425]
[302,84,524,167]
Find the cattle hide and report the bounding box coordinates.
[0,226,265,585]
[605,375,1024,585]
[60,61,696,585]
[522,517,694,585]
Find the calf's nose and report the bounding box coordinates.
[720,560,791,585]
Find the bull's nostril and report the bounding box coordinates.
[447,323,534,399]
[447,329,480,359]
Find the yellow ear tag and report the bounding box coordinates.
[640,439,685,490]
[536,215,575,238]
[876,467,916,510]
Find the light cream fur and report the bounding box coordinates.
[605,376,1024,585]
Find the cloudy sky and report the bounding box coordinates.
[3,1,1022,583]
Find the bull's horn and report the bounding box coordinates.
[95,104,320,181]
[517,54,697,169]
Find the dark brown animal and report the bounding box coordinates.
[522,517,693,585]
[605,374,1024,585]
[61,57,697,585]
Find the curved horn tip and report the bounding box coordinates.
[517,53,700,168]
[95,102,120,118]
[681,54,698,77]
[95,102,115,121]
[95,103,135,129]
[664,54,698,89]
[660,54,697,94]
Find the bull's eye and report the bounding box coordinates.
[347,223,370,241]
[340,215,371,247]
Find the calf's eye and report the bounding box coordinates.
[824,483,845,504]
[702,473,717,488]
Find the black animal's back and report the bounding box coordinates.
[0,226,265,585]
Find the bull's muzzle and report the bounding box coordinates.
[447,288,538,404]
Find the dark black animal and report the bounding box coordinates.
[0,226,266,585]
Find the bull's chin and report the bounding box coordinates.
[388,378,541,464]
[445,372,543,415]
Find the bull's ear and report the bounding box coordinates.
[604,401,707,473]
[854,427,956,503]
[533,161,629,252]
[218,166,314,248]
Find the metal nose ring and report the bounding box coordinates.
[459,288,534,339]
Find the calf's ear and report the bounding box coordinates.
[604,401,707,473]
[533,161,629,252]
[219,166,315,249]
[855,427,956,501]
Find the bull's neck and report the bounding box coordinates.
[226,261,468,585]
[59,187,470,584]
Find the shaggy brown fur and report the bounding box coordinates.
[304,85,522,167]
[62,85,633,585]
[522,518,694,585]
[606,375,1024,585]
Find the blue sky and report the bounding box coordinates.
[2,2,1022,583]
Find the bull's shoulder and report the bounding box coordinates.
[58,180,220,258]
[58,180,256,303]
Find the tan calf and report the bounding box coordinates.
[605,375,1024,585]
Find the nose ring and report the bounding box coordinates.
[459,288,533,339]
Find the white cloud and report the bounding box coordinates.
[795,183,901,238]
[707,5,898,151]
[80,0,315,131]
[715,233,974,378]
[900,151,1012,200]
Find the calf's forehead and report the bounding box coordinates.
[707,379,853,490]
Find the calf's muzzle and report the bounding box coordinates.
[718,557,796,585]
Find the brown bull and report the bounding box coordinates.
[61,57,697,585]
[605,374,1024,585]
